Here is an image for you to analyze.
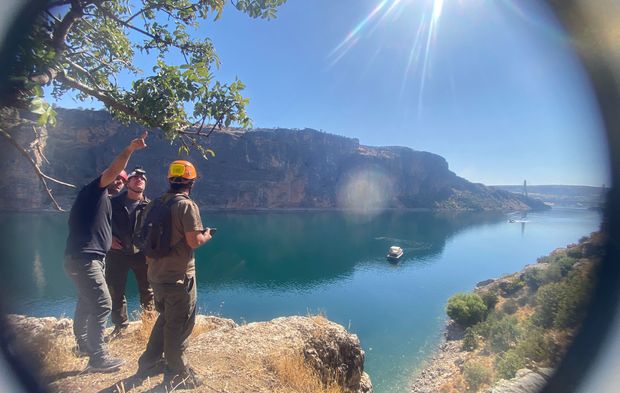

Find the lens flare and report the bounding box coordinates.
[328,0,447,117]
[337,168,394,214]
[328,0,389,64]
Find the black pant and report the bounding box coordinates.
[138,277,197,375]
[105,252,154,327]
[64,254,111,359]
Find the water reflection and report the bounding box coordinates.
[0,210,506,306]
[196,210,505,288]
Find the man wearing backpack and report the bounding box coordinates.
[64,132,148,372]
[136,160,212,390]
[106,167,154,339]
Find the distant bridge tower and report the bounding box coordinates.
[523,180,528,198]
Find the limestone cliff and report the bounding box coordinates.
[1,108,548,211]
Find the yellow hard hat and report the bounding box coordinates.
[168,160,197,182]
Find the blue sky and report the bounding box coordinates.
[53,0,610,186]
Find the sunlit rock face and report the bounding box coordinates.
[1,108,547,211]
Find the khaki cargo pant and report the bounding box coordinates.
[138,276,196,375]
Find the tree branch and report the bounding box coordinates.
[0,128,74,211]
[52,0,84,52]
[30,0,84,85]
[57,71,141,119]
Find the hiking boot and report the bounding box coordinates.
[163,367,203,390]
[136,358,165,380]
[88,355,125,372]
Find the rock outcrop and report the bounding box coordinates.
[1,108,548,212]
[482,369,553,393]
[4,313,372,393]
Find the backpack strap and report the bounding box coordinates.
[164,194,191,249]
[165,194,189,208]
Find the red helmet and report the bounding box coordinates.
[117,170,128,182]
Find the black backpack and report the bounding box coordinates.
[136,194,188,259]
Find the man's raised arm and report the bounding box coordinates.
[99,131,148,188]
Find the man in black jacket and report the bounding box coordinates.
[64,132,147,372]
[106,167,154,337]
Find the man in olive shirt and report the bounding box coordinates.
[64,132,147,372]
[137,160,212,389]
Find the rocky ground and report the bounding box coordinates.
[5,314,372,393]
[409,322,552,393]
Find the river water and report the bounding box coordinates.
[0,207,602,392]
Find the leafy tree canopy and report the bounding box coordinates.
[7,0,286,156]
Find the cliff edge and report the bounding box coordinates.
[5,314,372,393]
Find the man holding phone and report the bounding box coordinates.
[136,160,213,390]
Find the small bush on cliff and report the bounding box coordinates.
[515,325,552,364]
[447,293,487,328]
[523,265,562,290]
[487,315,521,353]
[496,350,525,380]
[462,327,479,351]
[533,282,563,328]
[480,291,499,313]
[555,270,594,329]
[501,299,518,315]
[463,360,493,391]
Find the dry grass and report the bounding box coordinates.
[190,319,217,339]
[32,333,84,378]
[439,373,466,393]
[135,309,158,343]
[268,351,343,393]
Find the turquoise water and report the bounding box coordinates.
[0,208,602,392]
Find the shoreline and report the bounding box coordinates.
[0,206,557,214]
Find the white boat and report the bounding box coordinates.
[386,246,403,262]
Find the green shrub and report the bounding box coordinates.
[501,299,518,315]
[480,291,499,312]
[533,283,563,328]
[524,265,563,291]
[463,360,492,391]
[555,270,593,329]
[446,293,487,328]
[555,255,578,275]
[496,350,525,380]
[523,268,545,290]
[474,318,491,339]
[515,327,551,363]
[566,247,583,259]
[488,315,521,353]
[462,327,478,351]
[501,279,525,296]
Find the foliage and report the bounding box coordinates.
[533,282,563,328]
[8,0,287,151]
[554,269,593,329]
[487,315,521,353]
[501,299,518,315]
[501,279,525,296]
[523,264,562,290]
[514,325,551,364]
[566,246,583,259]
[495,350,525,380]
[446,293,487,328]
[463,360,493,392]
[462,327,478,352]
[479,291,498,313]
[533,268,593,329]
